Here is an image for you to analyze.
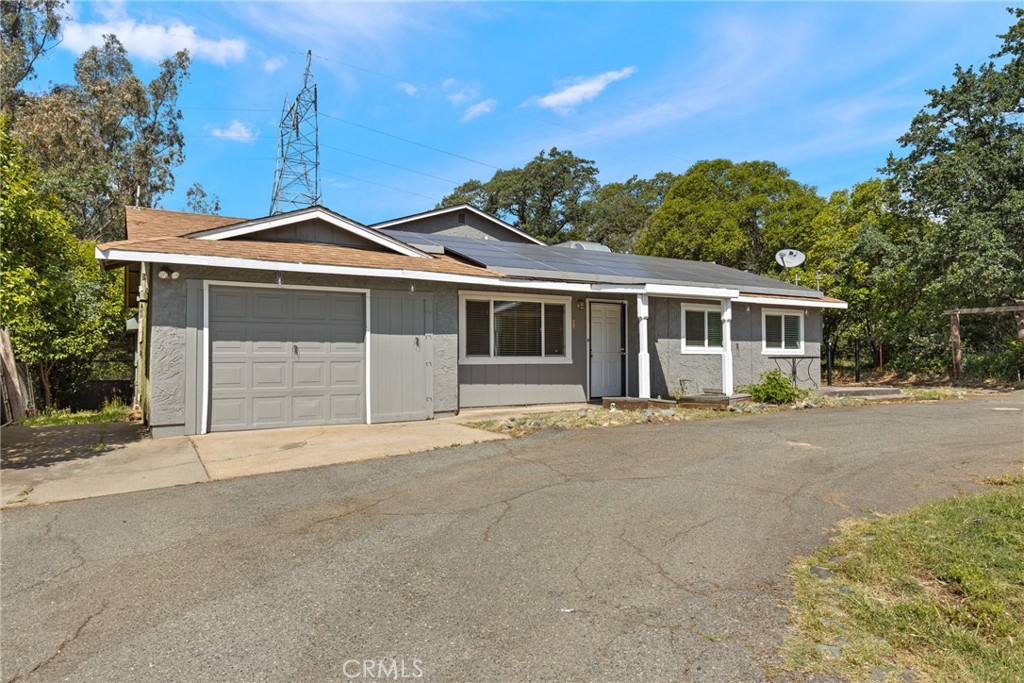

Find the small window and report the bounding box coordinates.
[763,310,803,354]
[460,294,571,364]
[457,212,466,224]
[681,305,723,352]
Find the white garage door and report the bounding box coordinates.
[208,287,365,432]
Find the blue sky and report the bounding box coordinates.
[29,1,1016,223]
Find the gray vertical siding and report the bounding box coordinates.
[382,212,534,243]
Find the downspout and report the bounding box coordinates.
[637,293,651,399]
[721,299,734,395]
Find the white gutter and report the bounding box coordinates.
[733,294,848,309]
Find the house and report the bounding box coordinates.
[96,204,847,437]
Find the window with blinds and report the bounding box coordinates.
[764,312,802,352]
[462,296,569,361]
[682,306,723,350]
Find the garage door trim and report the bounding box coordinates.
[200,280,371,434]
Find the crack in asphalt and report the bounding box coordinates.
[6,511,85,598]
[7,600,108,683]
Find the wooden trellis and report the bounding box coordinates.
[944,303,1024,380]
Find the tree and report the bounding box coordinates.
[439,148,599,243]
[0,0,66,109]
[185,182,221,215]
[585,172,679,252]
[884,7,1024,343]
[13,35,190,241]
[636,159,824,274]
[0,117,125,408]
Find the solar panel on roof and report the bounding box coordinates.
[378,228,820,297]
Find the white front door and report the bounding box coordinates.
[590,303,624,398]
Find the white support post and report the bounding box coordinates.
[637,293,651,399]
[721,299,734,396]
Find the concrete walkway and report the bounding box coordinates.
[1,404,588,507]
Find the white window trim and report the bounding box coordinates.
[458,291,573,365]
[761,307,805,356]
[680,303,725,355]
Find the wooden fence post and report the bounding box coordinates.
[949,311,962,382]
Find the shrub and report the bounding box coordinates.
[740,369,806,404]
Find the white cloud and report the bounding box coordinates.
[61,10,247,65]
[530,67,637,114]
[461,98,497,122]
[211,120,256,143]
[263,57,286,74]
[396,82,419,97]
[444,79,478,106]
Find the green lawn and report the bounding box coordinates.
[780,472,1024,682]
[20,402,133,426]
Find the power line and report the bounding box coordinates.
[315,112,499,169]
[320,170,441,203]
[319,143,460,185]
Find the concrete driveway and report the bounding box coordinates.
[1,392,1021,682]
[2,406,575,506]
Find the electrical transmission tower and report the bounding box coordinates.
[269,50,320,215]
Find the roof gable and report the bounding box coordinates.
[371,205,545,245]
[186,206,429,258]
[125,206,247,241]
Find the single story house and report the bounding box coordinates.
[97,204,846,437]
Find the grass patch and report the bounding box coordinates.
[780,474,1024,682]
[465,405,731,437]
[898,387,977,401]
[20,401,133,427]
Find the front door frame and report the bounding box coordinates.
[587,299,628,399]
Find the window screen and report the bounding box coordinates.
[685,310,705,347]
[544,304,566,356]
[683,309,723,348]
[465,300,491,356]
[765,313,801,350]
[494,301,541,356]
[783,315,801,350]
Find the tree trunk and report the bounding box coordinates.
[39,362,53,410]
[1015,300,1024,342]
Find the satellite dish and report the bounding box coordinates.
[775,249,806,268]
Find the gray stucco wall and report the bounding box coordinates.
[647,298,822,397]
[732,304,821,389]
[147,265,462,434]
[648,297,724,398]
[386,212,533,243]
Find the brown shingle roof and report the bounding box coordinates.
[125,206,247,241]
[98,236,500,279]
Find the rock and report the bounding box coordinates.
[814,644,842,658]
[836,586,853,595]
[809,565,834,579]
[869,666,888,681]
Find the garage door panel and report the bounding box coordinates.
[330,361,361,387]
[294,294,327,319]
[292,396,326,422]
[210,291,247,318]
[331,297,363,321]
[212,362,247,389]
[251,397,288,425]
[253,292,288,319]
[329,395,361,421]
[292,362,326,388]
[211,322,246,349]
[210,397,246,429]
[252,362,287,388]
[208,286,365,432]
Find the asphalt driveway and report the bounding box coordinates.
[2,392,1022,682]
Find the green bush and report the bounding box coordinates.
[962,342,1024,382]
[739,369,807,404]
